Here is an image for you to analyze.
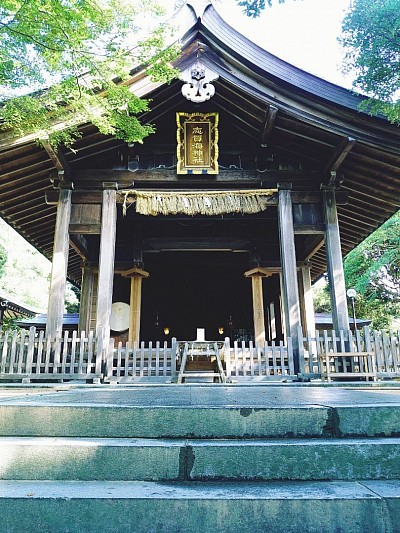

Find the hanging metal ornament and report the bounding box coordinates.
[180,59,219,103]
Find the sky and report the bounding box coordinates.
[165,0,355,89]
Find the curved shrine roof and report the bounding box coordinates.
[0,0,399,284]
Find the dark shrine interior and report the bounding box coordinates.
[113,250,283,343]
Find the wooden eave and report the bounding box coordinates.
[0,0,399,285]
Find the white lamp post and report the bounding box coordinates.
[346,288,357,331]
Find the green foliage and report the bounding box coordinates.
[0,0,178,146]
[0,243,6,278]
[0,218,82,315]
[313,282,331,314]
[344,211,400,329]
[238,0,400,124]
[341,0,400,124]
[0,316,19,331]
[65,284,80,314]
[236,0,286,18]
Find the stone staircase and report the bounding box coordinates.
[0,385,399,532]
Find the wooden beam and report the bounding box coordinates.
[45,187,348,207]
[79,265,94,334]
[96,186,117,350]
[297,264,316,335]
[294,224,325,234]
[73,168,326,185]
[322,188,350,332]
[2,159,53,179]
[245,270,269,345]
[70,234,91,260]
[69,224,101,234]
[261,105,278,147]
[41,138,71,176]
[46,188,72,341]
[46,190,103,205]
[324,137,356,182]
[68,141,123,164]
[120,268,150,345]
[278,187,301,370]
[302,235,325,262]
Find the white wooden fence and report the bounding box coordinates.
[0,327,102,383]
[299,326,400,381]
[0,326,399,383]
[225,338,295,381]
[104,338,177,383]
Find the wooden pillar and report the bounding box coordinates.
[278,186,301,371]
[79,263,94,334]
[264,298,271,342]
[278,272,286,338]
[322,189,350,332]
[46,187,72,341]
[297,263,316,335]
[96,185,117,349]
[0,303,6,326]
[122,267,150,345]
[244,267,271,346]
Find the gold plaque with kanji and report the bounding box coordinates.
[176,112,219,174]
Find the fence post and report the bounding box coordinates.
[171,337,177,381]
[287,336,295,375]
[25,327,36,374]
[17,329,26,374]
[363,326,372,353]
[95,326,104,378]
[224,337,231,380]
[390,330,400,373]
[297,326,305,376]
[363,325,377,377]
[1,330,9,374]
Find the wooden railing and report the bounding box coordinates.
[0,327,102,383]
[371,329,400,378]
[298,326,400,381]
[0,326,398,383]
[225,338,295,380]
[104,338,177,383]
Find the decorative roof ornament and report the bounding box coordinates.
[186,1,212,19]
[180,59,219,103]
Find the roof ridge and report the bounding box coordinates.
[186,0,213,19]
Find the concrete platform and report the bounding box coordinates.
[1,436,400,482]
[0,383,400,438]
[0,479,398,533]
[2,382,400,407]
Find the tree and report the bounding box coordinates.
[65,285,80,314]
[0,243,6,279]
[236,0,285,18]
[0,0,178,147]
[237,0,400,124]
[343,212,400,329]
[340,0,400,125]
[313,281,331,314]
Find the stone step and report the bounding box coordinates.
[0,479,398,532]
[1,436,400,482]
[187,437,400,481]
[1,402,400,438]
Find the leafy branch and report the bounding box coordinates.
[0,0,179,147]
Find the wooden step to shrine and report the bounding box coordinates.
[0,384,400,532]
[178,371,223,383]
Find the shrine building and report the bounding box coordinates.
[0,0,399,377]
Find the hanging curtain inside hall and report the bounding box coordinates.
[119,189,277,216]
